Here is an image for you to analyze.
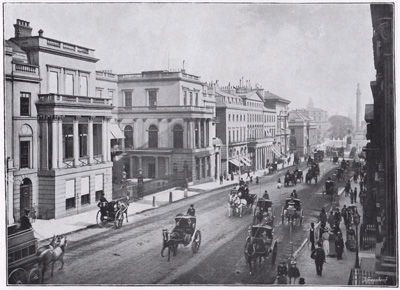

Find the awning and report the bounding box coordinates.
[229,159,241,167]
[240,157,251,166]
[271,147,282,157]
[109,123,125,139]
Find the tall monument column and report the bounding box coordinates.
[356,83,361,131]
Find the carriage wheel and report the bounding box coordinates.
[8,268,28,284]
[28,267,42,284]
[271,243,278,265]
[96,210,106,228]
[191,230,201,253]
[114,210,123,229]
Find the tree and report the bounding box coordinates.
[327,115,353,139]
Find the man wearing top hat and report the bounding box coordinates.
[20,208,32,230]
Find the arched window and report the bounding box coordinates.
[173,124,184,149]
[148,125,158,148]
[124,125,133,148]
[19,124,33,169]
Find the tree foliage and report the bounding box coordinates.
[327,115,353,139]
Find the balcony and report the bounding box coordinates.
[118,70,201,82]
[118,105,213,114]
[11,62,40,79]
[37,93,112,107]
[96,71,116,79]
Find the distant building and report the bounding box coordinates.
[6,19,114,222]
[305,98,329,143]
[287,110,317,156]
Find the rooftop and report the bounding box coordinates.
[264,91,291,104]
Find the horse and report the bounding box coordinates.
[117,197,130,223]
[284,173,296,187]
[38,235,67,280]
[161,229,180,262]
[244,235,273,275]
[295,171,303,183]
[37,235,61,256]
[228,192,246,217]
[305,170,318,184]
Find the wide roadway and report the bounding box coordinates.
[43,159,344,285]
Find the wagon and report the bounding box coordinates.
[96,199,129,229]
[228,189,257,218]
[281,198,303,225]
[161,215,201,261]
[253,198,275,226]
[8,228,42,284]
[244,224,278,274]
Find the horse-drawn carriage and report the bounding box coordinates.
[269,163,278,174]
[228,189,257,218]
[294,169,303,183]
[284,171,297,186]
[244,224,278,275]
[336,167,345,181]
[305,165,319,185]
[253,198,275,226]
[281,198,303,225]
[8,228,67,284]
[314,150,325,163]
[161,215,201,261]
[96,198,129,228]
[8,228,43,284]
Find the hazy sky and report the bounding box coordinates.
[4,2,376,117]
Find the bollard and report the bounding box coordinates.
[169,191,173,203]
[152,196,156,207]
[184,188,188,198]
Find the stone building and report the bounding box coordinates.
[215,83,276,176]
[304,98,329,143]
[287,110,317,156]
[6,19,114,221]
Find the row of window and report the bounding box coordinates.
[48,68,89,96]
[124,90,157,107]
[183,91,199,106]
[95,89,114,99]
[62,123,102,159]
[228,113,276,123]
[65,175,104,210]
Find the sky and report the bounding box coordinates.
[3,2,377,118]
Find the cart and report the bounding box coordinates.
[253,198,275,226]
[96,199,129,229]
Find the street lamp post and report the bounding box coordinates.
[137,168,144,200]
[183,160,188,188]
[280,109,288,160]
[354,211,361,268]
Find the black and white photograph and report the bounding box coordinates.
[3,1,397,287]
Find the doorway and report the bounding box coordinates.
[20,178,32,216]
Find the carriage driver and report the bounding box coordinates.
[98,193,109,218]
[263,190,270,200]
[291,190,298,198]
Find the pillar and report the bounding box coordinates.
[155,156,159,178]
[58,117,63,168]
[102,117,107,162]
[51,117,58,169]
[197,119,201,149]
[88,117,94,164]
[73,116,80,166]
[129,156,134,178]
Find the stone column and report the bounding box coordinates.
[58,116,63,168]
[51,116,58,169]
[197,119,201,149]
[129,156,134,178]
[88,117,94,164]
[73,116,80,167]
[102,117,107,162]
[155,157,159,178]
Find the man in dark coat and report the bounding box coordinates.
[309,223,316,251]
[187,204,195,216]
[20,209,32,230]
[335,232,345,260]
[311,242,326,276]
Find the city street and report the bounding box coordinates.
[42,160,344,285]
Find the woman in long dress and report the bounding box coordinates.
[322,229,330,256]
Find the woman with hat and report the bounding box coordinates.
[20,209,32,230]
[288,260,300,284]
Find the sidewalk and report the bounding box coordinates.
[289,177,363,286]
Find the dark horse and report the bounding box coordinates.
[284,173,296,187]
[161,229,187,262]
[244,237,277,275]
[38,235,67,281]
[305,170,318,184]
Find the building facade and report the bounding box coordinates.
[215,83,276,176]
[288,110,318,156]
[6,19,114,222]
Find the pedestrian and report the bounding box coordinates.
[334,207,341,226]
[349,189,354,204]
[20,209,32,230]
[322,229,330,256]
[290,190,298,198]
[341,205,349,229]
[263,190,269,200]
[187,204,195,216]
[255,176,259,184]
[247,171,251,179]
[354,187,358,203]
[277,178,282,189]
[288,260,300,284]
[224,170,227,180]
[219,174,223,185]
[311,241,326,276]
[335,232,345,260]
[309,222,316,251]
[230,172,234,181]
[359,179,364,192]
[319,209,327,231]
[345,180,351,196]
[277,260,288,284]
[328,211,335,229]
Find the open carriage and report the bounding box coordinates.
[253,198,275,226]
[269,163,278,174]
[96,198,129,229]
[281,198,303,225]
[244,224,278,275]
[161,215,201,261]
[8,228,42,284]
[228,189,257,218]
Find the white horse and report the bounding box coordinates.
[228,192,247,217]
[39,235,67,281]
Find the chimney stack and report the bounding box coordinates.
[14,19,32,38]
[38,29,44,37]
